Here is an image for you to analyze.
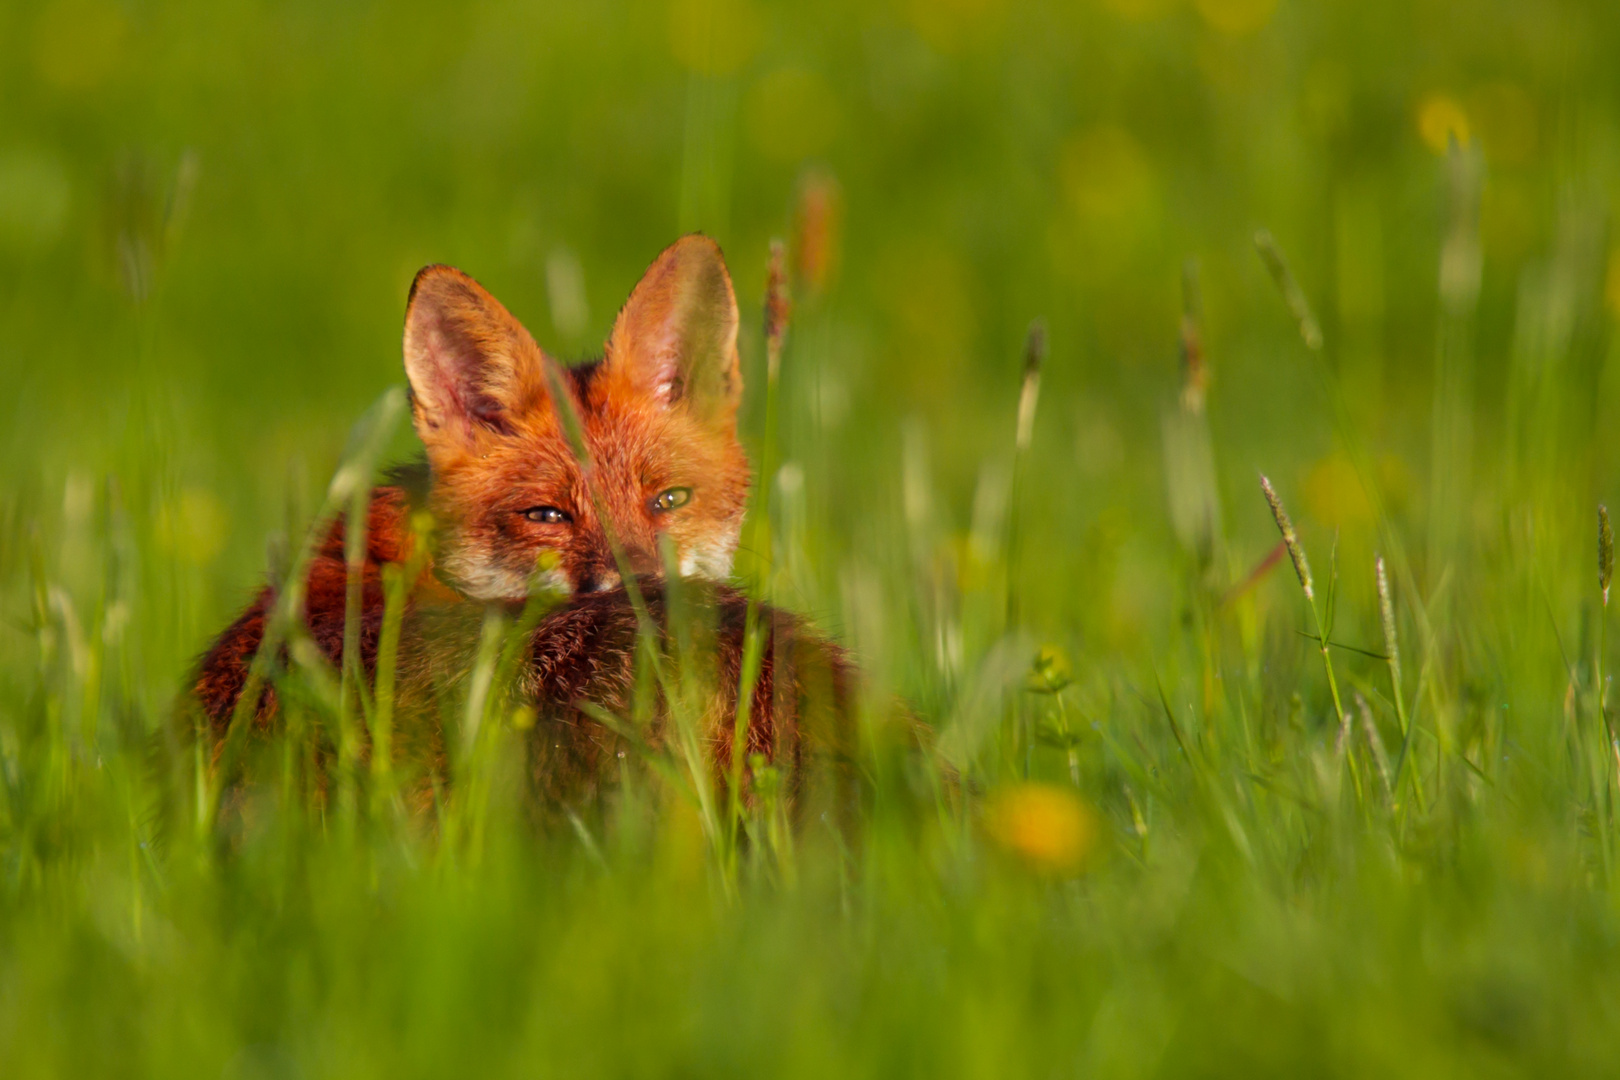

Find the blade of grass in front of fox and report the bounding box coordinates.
[444,572,570,861]
[335,456,375,828]
[287,391,405,823]
[538,354,730,845]
[206,387,406,835]
[577,701,702,809]
[370,514,434,820]
[727,242,791,867]
[653,536,731,862]
[536,355,676,704]
[743,239,790,584]
[724,594,768,880]
[441,605,507,861]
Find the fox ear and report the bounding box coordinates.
[403,266,551,452]
[603,234,741,424]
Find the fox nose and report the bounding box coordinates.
[576,542,659,594]
[615,540,662,580]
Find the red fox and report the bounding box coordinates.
[193,235,856,811]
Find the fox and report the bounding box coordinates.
[192,235,859,813]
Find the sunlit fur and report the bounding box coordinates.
[406,235,751,601]
[192,235,869,813]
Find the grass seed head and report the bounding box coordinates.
[791,168,841,297]
[764,238,792,380]
[1376,555,1401,680]
[1254,229,1324,352]
[1600,505,1613,607]
[1179,258,1208,413]
[1016,319,1046,453]
[1260,473,1313,600]
[764,239,791,345]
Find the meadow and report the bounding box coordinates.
[6,0,1620,1074]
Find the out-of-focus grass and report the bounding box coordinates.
[7,0,1620,1074]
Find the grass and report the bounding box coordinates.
[7,0,1620,1075]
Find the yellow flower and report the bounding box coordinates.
[983,783,1099,874]
[1417,94,1471,155]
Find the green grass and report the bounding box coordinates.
[7,0,1620,1074]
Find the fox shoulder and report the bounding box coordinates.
[190,485,423,736]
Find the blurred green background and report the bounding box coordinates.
[7,0,1620,1075]
[9,0,1618,668]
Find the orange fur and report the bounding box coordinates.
[192,236,860,814]
[406,235,751,600]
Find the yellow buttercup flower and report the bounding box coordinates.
[1417,94,1471,155]
[983,783,1099,874]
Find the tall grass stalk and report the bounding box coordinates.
[1378,555,1425,815]
[1005,319,1046,632]
[1253,230,1324,353]
[204,387,405,837]
[1253,227,1434,739]
[1599,505,1616,844]
[1261,474,1358,801]
[1427,142,1483,577]
[728,241,790,873]
[534,348,706,848]
[1599,506,1613,738]
[1005,322,1046,779]
[369,514,432,820]
[336,469,373,827]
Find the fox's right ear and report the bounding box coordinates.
[403,265,550,454]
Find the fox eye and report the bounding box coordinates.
[652,487,692,513]
[522,506,571,525]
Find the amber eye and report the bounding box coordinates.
[652,487,692,513]
[523,506,571,525]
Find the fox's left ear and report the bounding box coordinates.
[603,234,741,425]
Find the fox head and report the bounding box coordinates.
[402,235,750,601]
